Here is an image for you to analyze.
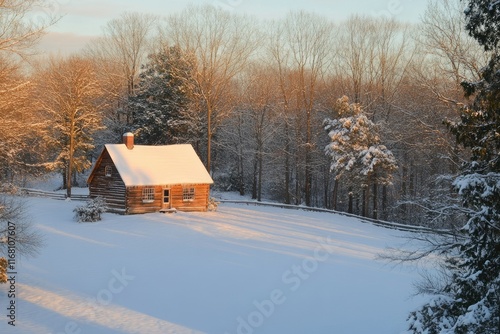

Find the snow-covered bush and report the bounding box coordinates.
[74,197,107,223]
[207,197,220,212]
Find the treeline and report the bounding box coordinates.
[0,0,488,225]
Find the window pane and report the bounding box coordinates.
[142,187,154,202]
[105,165,112,177]
[183,187,195,201]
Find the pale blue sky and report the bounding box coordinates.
[38,0,429,54]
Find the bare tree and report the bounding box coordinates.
[0,0,54,269]
[268,11,334,206]
[166,4,259,173]
[336,15,375,104]
[85,12,159,125]
[370,19,414,118]
[35,56,105,197]
[0,0,58,59]
[242,64,281,201]
[384,0,487,224]
[267,20,295,204]
[0,0,58,182]
[0,196,43,259]
[0,62,42,181]
[416,0,487,103]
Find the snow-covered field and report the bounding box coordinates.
[1,195,428,334]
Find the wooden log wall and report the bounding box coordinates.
[88,149,127,213]
[126,184,210,214]
[171,184,210,212]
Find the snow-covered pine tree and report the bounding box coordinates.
[324,96,397,218]
[407,1,500,332]
[128,46,201,145]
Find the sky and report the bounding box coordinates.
[37,0,429,55]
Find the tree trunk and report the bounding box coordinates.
[66,166,72,198]
[305,155,312,206]
[382,185,388,220]
[401,164,408,216]
[257,148,263,202]
[206,105,212,174]
[323,170,330,209]
[372,181,378,220]
[238,157,245,196]
[284,122,291,204]
[355,193,360,215]
[305,108,312,206]
[62,168,67,190]
[364,176,373,218]
[252,152,258,199]
[362,187,367,217]
[66,116,77,198]
[409,164,415,197]
[332,178,339,211]
[348,186,353,214]
[295,165,300,206]
[238,113,245,196]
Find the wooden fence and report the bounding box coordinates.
[19,188,89,201]
[13,188,452,235]
[219,199,453,235]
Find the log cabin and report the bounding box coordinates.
[87,133,214,214]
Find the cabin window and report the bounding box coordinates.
[183,187,195,202]
[105,165,112,177]
[142,187,155,203]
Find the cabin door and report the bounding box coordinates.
[162,188,171,209]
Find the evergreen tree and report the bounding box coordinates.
[407,1,500,332]
[324,96,397,217]
[463,0,500,52]
[129,46,200,145]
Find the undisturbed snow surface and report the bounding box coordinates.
[1,196,428,334]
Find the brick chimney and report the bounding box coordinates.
[123,132,134,150]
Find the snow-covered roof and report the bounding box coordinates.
[104,143,213,186]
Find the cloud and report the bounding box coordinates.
[37,31,97,56]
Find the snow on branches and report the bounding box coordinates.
[407,1,500,332]
[323,96,397,184]
[128,46,200,145]
[73,197,107,223]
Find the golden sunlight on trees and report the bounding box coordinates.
[84,12,159,131]
[35,56,105,197]
[166,4,259,173]
[0,0,58,182]
[0,0,58,58]
[0,0,495,227]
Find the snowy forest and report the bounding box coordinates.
[0,0,491,225]
[1,0,500,332]
[0,0,493,226]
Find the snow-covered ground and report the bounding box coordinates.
[1,195,428,334]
